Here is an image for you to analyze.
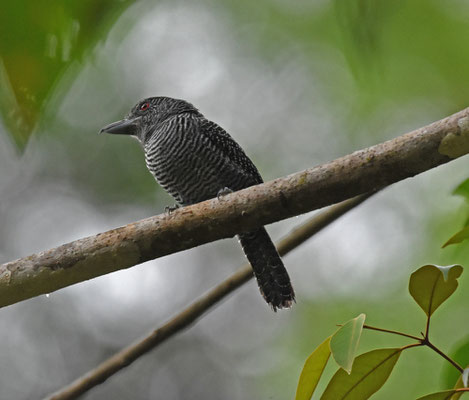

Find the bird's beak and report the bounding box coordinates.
[100,117,141,135]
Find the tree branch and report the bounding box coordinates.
[45,193,374,400]
[2,107,469,308]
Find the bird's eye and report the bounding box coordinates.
[140,102,150,111]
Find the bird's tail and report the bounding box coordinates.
[238,228,295,311]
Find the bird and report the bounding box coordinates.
[100,97,295,311]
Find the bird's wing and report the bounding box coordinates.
[198,119,264,185]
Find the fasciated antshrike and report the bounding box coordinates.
[101,97,294,311]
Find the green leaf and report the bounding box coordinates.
[330,314,366,374]
[320,348,401,400]
[443,226,469,248]
[295,336,332,400]
[453,178,469,200]
[0,0,135,148]
[450,368,469,399]
[409,265,463,317]
[450,388,465,400]
[416,389,469,400]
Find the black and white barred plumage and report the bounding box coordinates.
[101,97,295,311]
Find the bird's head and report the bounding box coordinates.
[100,97,201,142]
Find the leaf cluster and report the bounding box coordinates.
[295,265,468,400]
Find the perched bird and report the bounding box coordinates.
[100,97,294,311]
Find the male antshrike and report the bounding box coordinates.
[100,97,295,311]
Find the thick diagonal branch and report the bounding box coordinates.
[1,107,469,308]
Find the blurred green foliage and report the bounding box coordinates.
[0,0,134,149]
[3,0,469,146]
[225,0,469,124]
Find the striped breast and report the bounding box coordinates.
[143,113,260,206]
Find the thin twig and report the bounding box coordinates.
[364,324,464,373]
[400,343,424,351]
[363,324,421,341]
[44,193,376,400]
[425,315,431,339]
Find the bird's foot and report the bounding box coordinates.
[217,187,233,200]
[165,204,180,214]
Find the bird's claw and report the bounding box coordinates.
[217,187,233,200]
[165,204,180,214]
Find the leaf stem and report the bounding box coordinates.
[400,343,424,351]
[363,324,464,373]
[363,324,422,341]
[425,315,431,339]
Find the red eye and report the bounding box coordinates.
[140,102,150,111]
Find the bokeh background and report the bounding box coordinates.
[1,1,469,399]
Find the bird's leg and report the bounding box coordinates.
[164,204,180,214]
[217,187,233,200]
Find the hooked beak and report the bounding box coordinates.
[100,117,141,135]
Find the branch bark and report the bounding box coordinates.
[2,107,469,308]
[45,193,374,400]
